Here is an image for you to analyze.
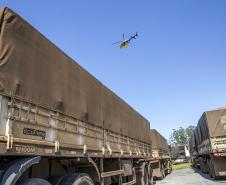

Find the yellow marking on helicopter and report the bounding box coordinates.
[120,41,129,48]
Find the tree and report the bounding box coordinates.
[169,125,195,146]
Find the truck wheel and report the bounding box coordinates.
[141,167,149,185]
[57,173,94,185]
[17,178,51,185]
[147,164,154,185]
[159,165,165,180]
[166,161,172,174]
[168,165,173,174]
[148,173,154,185]
[199,158,204,173]
[201,164,205,173]
[209,159,219,180]
[206,159,211,175]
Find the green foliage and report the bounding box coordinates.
[172,163,191,170]
[169,125,195,146]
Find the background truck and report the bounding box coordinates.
[189,108,226,179]
[170,144,190,164]
[0,7,155,185]
[188,129,199,169]
[150,129,172,180]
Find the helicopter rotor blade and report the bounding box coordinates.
[123,33,125,40]
[112,41,123,45]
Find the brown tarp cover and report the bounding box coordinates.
[151,129,168,151]
[188,134,194,151]
[189,131,198,153]
[196,108,226,145]
[0,8,151,143]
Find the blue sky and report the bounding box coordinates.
[1,1,226,139]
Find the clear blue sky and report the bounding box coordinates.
[1,1,226,139]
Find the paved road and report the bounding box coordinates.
[156,168,226,185]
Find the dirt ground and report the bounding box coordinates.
[156,168,226,185]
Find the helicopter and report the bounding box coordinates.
[112,32,138,48]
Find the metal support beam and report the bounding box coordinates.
[119,158,123,185]
[100,158,104,185]
[101,170,124,178]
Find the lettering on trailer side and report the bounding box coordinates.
[23,128,46,139]
[13,145,36,154]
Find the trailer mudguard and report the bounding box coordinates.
[0,156,41,185]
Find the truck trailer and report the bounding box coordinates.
[189,108,226,179]
[188,130,199,168]
[150,129,172,180]
[0,7,155,185]
[170,144,190,164]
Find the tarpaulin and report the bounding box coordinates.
[197,108,226,141]
[0,7,151,143]
[151,129,168,151]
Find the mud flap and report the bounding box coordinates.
[0,156,41,185]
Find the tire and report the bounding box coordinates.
[206,159,211,175]
[159,165,165,180]
[199,158,203,173]
[166,161,172,174]
[57,173,94,185]
[142,167,149,185]
[209,158,219,180]
[169,165,173,174]
[148,173,154,185]
[200,158,206,173]
[18,178,51,185]
[147,164,154,185]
